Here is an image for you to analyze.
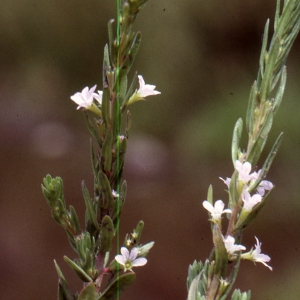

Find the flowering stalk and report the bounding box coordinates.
[187,1,300,299]
[41,1,159,299]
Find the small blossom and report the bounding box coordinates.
[242,190,262,211]
[71,85,97,109]
[235,160,259,183]
[115,247,147,272]
[70,85,102,115]
[93,90,103,105]
[219,177,231,188]
[203,200,232,222]
[112,190,119,198]
[241,237,272,271]
[127,75,160,105]
[257,180,273,196]
[223,235,246,255]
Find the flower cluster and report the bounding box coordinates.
[220,160,273,212]
[70,75,160,114]
[203,160,274,270]
[223,235,272,270]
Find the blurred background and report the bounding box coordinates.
[1,0,300,299]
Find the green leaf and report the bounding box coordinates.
[103,44,111,73]
[119,32,142,79]
[120,75,127,100]
[101,128,113,173]
[54,260,74,300]
[273,66,286,115]
[110,180,127,230]
[259,19,269,78]
[260,132,283,178]
[99,215,114,254]
[212,224,227,278]
[97,273,136,300]
[219,254,241,300]
[101,87,110,126]
[233,189,273,232]
[69,205,81,234]
[78,282,97,300]
[229,171,238,206]
[187,260,204,291]
[274,0,280,31]
[63,256,93,283]
[82,181,100,231]
[125,110,132,138]
[260,36,281,101]
[84,113,101,148]
[107,20,114,65]
[231,118,243,165]
[249,132,283,193]
[247,108,273,167]
[122,72,138,110]
[138,241,154,257]
[187,274,203,300]
[206,185,213,205]
[230,289,251,300]
[98,170,114,209]
[117,136,127,181]
[42,175,65,208]
[245,81,257,135]
[134,221,144,244]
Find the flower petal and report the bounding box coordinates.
[202,200,214,214]
[131,257,147,267]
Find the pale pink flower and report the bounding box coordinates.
[223,235,246,255]
[71,85,98,109]
[127,75,160,105]
[219,177,231,188]
[242,190,262,211]
[241,237,272,271]
[235,160,259,183]
[257,180,273,196]
[203,200,232,222]
[115,247,147,272]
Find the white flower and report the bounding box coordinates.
[242,190,262,211]
[93,90,103,105]
[241,237,272,271]
[257,180,273,196]
[127,75,160,105]
[235,160,259,183]
[223,235,246,255]
[202,200,232,222]
[71,85,98,109]
[115,247,147,272]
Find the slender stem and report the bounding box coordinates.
[206,274,220,300]
[116,1,123,300]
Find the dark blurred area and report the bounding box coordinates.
[1,0,300,299]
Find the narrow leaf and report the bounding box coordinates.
[97,273,136,300]
[98,170,114,209]
[101,128,113,173]
[54,260,73,300]
[82,181,100,231]
[63,256,93,283]
[231,118,243,165]
[78,282,97,300]
[99,215,114,253]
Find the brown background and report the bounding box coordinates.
[1,0,300,299]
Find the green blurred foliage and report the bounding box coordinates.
[1,0,300,299]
